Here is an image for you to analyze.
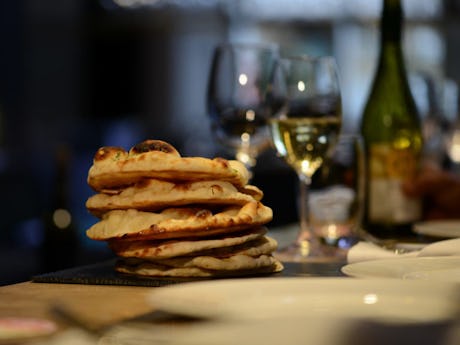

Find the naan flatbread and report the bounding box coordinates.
[158,253,278,270]
[86,201,273,241]
[86,179,263,217]
[87,140,249,191]
[116,255,284,277]
[109,227,268,259]
[147,237,277,261]
[85,138,283,278]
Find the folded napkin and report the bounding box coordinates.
[347,238,460,264]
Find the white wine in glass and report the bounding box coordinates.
[270,56,342,261]
[207,43,279,176]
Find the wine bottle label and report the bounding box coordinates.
[368,144,421,223]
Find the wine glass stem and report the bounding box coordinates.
[296,174,321,254]
[235,145,257,181]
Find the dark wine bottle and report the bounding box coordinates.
[360,0,423,239]
[41,146,79,272]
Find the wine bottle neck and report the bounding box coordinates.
[376,0,407,79]
[381,0,402,43]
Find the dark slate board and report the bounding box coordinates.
[32,259,346,287]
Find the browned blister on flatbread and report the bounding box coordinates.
[87,139,249,191]
[86,201,273,241]
[86,179,263,217]
[129,140,180,155]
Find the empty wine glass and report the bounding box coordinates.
[269,55,342,262]
[207,43,279,177]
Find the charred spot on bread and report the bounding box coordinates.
[210,184,224,195]
[135,179,152,189]
[195,209,212,219]
[173,182,193,192]
[94,147,126,162]
[130,140,179,156]
[214,157,230,168]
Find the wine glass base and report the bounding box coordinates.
[274,241,346,263]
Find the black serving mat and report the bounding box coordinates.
[31,259,346,287]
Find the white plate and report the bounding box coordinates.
[414,220,460,238]
[147,277,459,323]
[342,256,460,282]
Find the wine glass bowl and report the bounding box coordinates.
[207,43,279,173]
[271,56,342,179]
[269,55,342,261]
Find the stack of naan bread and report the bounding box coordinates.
[85,139,283,278]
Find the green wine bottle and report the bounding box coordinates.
[360,0,423,239]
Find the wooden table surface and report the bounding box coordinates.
[0,281,155,332]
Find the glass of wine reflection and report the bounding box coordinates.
[269,55,342,261]
[207,43,279,177]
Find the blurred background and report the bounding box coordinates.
[0,0,459,285]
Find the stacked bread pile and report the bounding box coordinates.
[85,139,283,278]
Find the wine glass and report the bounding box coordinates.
[269,55,342,261]
[207,43,279,177]
[445,119,460,173]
